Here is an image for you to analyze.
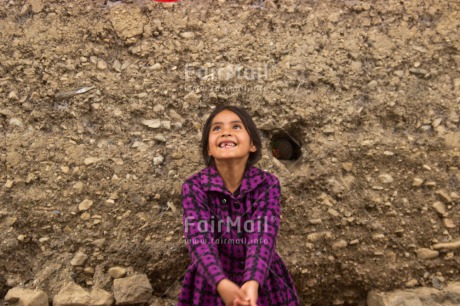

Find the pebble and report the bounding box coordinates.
[412,178,424,187]
[5,180,14,188]
[349,239,359,245]
[332,239,348,250]
[53,282,113,306]
[8,91,18,101]
[70,251,88,266]
[309,218,322,225]
[150,63,162,70]
[442,218,456,229]
[80,212,91,221]
[372,233,385,240]
[83,267,94,275]
[378,174,394,184]
[342,162,353,172]
[142,119,161,129]
[436,189,452,203]
[416,248,439,259]
[153,155,164,165]
[5,287,48,306]
[327,208,340,217]
[432,239,460,250]
[432,201,447,216]
[180,31,195,39]
[113,59,122,72]
[84,157,101,165]
[405,278,419,288]
[113,274,153,304]
[184,91,201,103]
[109,266,127,279]
[78,199,93,211]
[96,59,108,70]
[61,166,70,174]
[154,134,166,142]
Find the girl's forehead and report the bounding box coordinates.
[212,110,241,122]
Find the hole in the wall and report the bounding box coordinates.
[270,130,302,161]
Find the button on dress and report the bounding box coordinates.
[178,163,300,305]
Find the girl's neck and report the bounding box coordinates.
[214,160,248,194]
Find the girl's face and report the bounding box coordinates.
[208,110,257,165]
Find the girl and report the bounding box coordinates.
[178,105,300,306]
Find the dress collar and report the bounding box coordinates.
[200,163,267,196]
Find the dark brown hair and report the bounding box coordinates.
[201,105,262,167]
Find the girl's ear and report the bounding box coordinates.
[250,140,257,153]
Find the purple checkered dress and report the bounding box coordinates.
[178,163,300,305]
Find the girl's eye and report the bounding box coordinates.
[233,125,241,129]
[212,126,221,131]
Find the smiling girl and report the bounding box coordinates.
[178,105,300,306]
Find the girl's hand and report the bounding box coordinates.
[240,280,259,306]
[217,278,251,306]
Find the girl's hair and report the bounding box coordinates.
[201,105,262,167]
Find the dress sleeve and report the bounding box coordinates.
[181,178,227,292]
[242,174,281,288]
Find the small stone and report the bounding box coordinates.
[367,80,378,88]
[113,60,122,72]
[308,218,322,225]
[154,134,166,142]
[180,32,195,39]
[84,157,101,165]
[141,119,161,129]
[97,59,108,70]
[17,235,26,241]
[378,174,394,184]
[436,189,452,203]
[184,91,201,104]
[113,274,153,304]
[83,267,94,275]
[78,199,93,211]
[80,212,91,221]
[422,164,432,171]
[108,267,127,279]
[432,118,442,127]
[383,151,394,156]
[405,279,419,288]
[53,282,113,306]
[349,239,359,245]
[342,162,353,172]
[5,287,48,306]
[412,178,424,187]
[322,127,335,135]
[327,208,340,217]
[150,63,162,70]
[5,180,14,188]
[443,218,456,229]
[372,233,385,240]
[61,166,70,174]
[432,239,460,250]
[153,155,164,166]
[70,251,88,266]
[451,192,459,200]
[432,201,447,216]
[8,91,19,101]
[29,0,44,13]
[416,248,439,259]
[332,239,347,250]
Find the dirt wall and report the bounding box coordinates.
[0,0,459,305]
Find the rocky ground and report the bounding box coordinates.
[0,0,459,305]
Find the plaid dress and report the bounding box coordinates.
[178,163,300,305]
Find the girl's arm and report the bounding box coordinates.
[242,174,282,288]
[181,178,227,293]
